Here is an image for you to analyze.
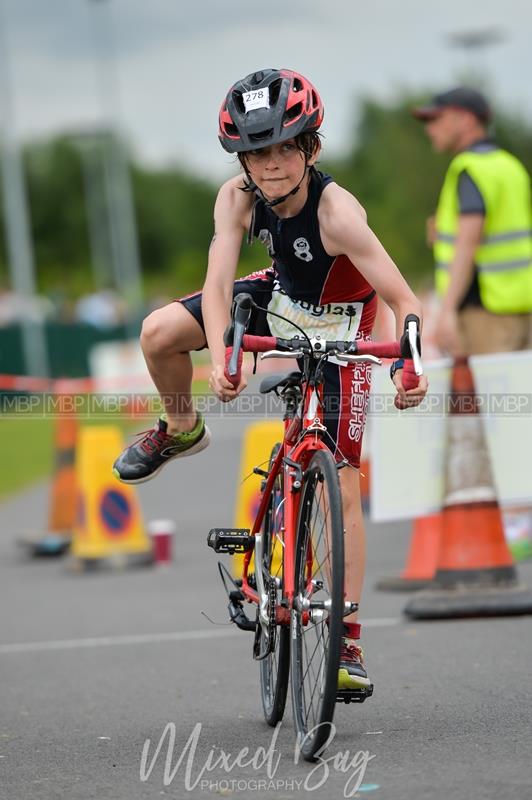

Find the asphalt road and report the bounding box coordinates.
[2,408,532,800]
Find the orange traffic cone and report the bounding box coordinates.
[405,358,532,619]
[47,415,78,534]
[19,414,78,556]
[376,513,442,591]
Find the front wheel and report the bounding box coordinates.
[259,444,290,727]
[290,448,344,761]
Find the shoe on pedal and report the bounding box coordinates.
[112,413,211,484]
[338,637,372,691]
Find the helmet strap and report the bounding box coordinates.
[253,162,312,209]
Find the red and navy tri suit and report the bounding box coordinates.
[179,169,377,468]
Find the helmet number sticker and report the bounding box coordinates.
[243,88,270,113]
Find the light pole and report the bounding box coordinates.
[445,26,506,84]
[86,0,144,334]
[0,0,50,376]
[74,131,114,291]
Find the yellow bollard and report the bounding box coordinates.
[233,420,283,577]
[71,426,152,569]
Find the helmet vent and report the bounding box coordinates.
[292,76,304,92]
[284,102,302,122]
[249,129,273,143]
[268,78,282,106]
[224,122,239,137]
[232,90,246,114]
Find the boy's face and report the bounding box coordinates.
[244,139,318,201]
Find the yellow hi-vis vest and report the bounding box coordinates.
[434,148,532,313]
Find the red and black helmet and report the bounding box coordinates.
[218,68,324,154]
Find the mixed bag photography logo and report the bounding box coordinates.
[139,720,376,796]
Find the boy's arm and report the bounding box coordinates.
[319,184,428,407]
[320,184,422,336]
[202,178,249,400]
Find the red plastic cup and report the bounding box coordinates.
[148,519,175,565]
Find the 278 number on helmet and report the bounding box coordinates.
[243,88,270,113]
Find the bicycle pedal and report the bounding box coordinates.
[336,684,374,704]
[207,528,254,554]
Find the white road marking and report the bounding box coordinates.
[0,617,401,655]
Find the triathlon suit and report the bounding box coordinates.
[179,169,378,468]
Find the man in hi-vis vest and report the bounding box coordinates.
[413,87,532,356]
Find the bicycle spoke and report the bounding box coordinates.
[297,514,333,728]
[306,639,321,727]
[308,481,333,588]
[306,631,328,726]
[300,621,330,730]
[260,443,290,729]
[291,450,344,761]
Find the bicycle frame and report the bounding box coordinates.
[223,298,423,642]
[215,296,424,750]
[239,371,332,627]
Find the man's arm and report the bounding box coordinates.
[435,169,485,354]
[440,214,484,313]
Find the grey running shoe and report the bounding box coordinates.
[112,414,211,484]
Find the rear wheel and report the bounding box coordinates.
[259,444,290,726]
[290,448,344,761]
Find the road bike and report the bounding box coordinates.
[207,293,422,761]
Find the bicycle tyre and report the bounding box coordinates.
[290,448,344,761]
[259,443,290,726]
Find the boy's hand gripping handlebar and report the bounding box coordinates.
[397,313,422,391]
[223,293,253,389]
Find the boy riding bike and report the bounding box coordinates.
[113,68,428,691]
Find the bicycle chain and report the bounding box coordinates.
[267,576,277,655]
[252,575,277,660]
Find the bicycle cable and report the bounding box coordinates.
[251,300,314,352]
[251,299,315,421]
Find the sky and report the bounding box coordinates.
[0,0,531,181]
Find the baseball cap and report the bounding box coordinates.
[412,87,491,122]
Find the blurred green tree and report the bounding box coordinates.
[24,136,91,294]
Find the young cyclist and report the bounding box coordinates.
[113,69,428,691]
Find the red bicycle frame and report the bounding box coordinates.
[239,376,331,622]
[225,326,422,625]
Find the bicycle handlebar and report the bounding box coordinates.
[223,294,423,391]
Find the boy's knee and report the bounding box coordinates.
[141,308,183,356]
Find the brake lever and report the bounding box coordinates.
[227,293,254,377]
[228,319,246,376]
[260,350,305,360]
[407,320,423,377]
[334,353,382,366]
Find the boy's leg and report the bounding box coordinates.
[140,301,206,433]
[322,359,372,690]
[113,300,209,484]
[141,269,273,430]
[339,465,365,626]
[321,359,369,620]
[114,270,274,484]
[338,466,371,690]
